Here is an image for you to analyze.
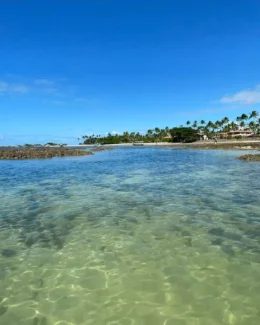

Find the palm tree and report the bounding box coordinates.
[249,110,259,120]
[196,120,205,133]
[248,121,256,133]
[221,117,229,131]
[240,121,246,129]
[165,126,170,134]
[230,121,238,131]
[240,114,248,123]
[192,121,198,129]
[186,121,191,126]
[205,121,214,134]
[215,120,222,132]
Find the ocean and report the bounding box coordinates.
[0,147,260,325]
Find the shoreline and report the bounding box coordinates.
[1,141,260,160]
[104,140,260,150]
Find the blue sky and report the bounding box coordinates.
[1,0,260,145]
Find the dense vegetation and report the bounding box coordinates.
[81,111,260,144]
[22,143,67,147]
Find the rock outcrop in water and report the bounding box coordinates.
[0,146,114,160]
[190,142,260,150]
[237,154,260,161]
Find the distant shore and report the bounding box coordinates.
[100,140,260,150]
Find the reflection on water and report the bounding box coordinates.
[0,147,260,325]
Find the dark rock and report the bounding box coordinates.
[64,214,76,221]
[0,305,8,316]
[91,146,114,153]
[154,235,165,240]
[190,142,260,150]
[184,237,192,247]
[169,225,182,232]
[221,245,235,256]
[127,217,139,224]
[33,317,40,325]
[30,291,39,300]
[237,154,260,162]
[141,207,152,220]
[223,232,242,242]
[211,238,224,246]
[181,230,191,237]
[0,148,94,160]
[25,234,38,247]
[245,229,260,239]
[53,237,64,250]
[40,316,48,325]
[38,232,52,246]
[208,227,225,236]
[1,249,17,258]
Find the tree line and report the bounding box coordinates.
[80,111,260,144]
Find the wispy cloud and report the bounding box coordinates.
[51,100,66,105]
[75,98,89,103]
[74,98,101,105]
[0,81,8,92]
[0,78,58,96]
[34,79,54,86]
[220,85,260,105]
[0,81,30,94]
[0,76,97,104]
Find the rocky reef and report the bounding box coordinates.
[237,154,260,161]
[190,142,260,150]
[0,146,113,160]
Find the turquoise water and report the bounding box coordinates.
[0,147,260,325]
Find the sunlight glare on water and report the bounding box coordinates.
[0,147,260,325]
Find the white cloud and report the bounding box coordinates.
[0,79,58,95]
[220,85,260,104]
[75,98,89,102]
[34,79,54,86]
[51,100,65,105]
[11,85,30,93]
[0,81,9,93]
[111,131,118,135]
[0,81,30,94]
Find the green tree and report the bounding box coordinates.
[192,121,198,129]
[249,110,258,120]
[240,114,248,122]
[240,121,246,128]
[170,127,197,143]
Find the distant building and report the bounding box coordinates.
[163,135,172,139]
[218,130,254,138]
[197,133,208,140]
[227,130,254,137]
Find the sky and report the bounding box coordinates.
[1,0,260,145]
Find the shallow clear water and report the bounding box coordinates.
[0,147,260,325]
